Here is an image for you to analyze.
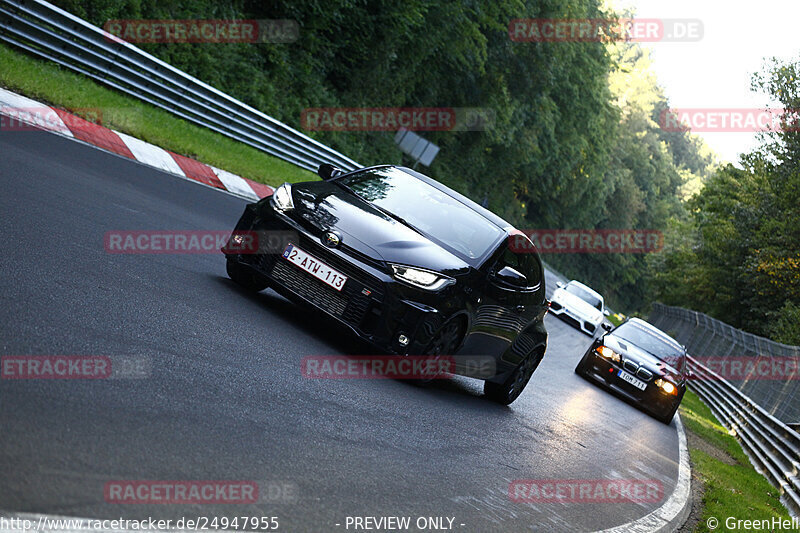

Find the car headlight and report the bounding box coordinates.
[655,378,678,395]
[389,264,454,291]
[272,182,294,212]
[595,345,620,363]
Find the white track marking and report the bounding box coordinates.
[0,88,73,137]
[211,166,259,200]
[115,131,185,176]
[594,414,692,533]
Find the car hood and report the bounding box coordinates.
[553,288,603,322]
[603,334,683,381]
[290,181,470,274]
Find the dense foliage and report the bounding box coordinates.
[652,58,800,343]
[53,0,800,344]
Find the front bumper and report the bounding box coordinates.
[580,350,682,416]
[549,301,600,336]
[223,202,453,356]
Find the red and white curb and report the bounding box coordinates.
[0,87,273,201]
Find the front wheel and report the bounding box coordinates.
[484,350,543,405]
[226,259,269,292]
[411,317,466,385]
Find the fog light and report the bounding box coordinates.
[231,234,244,244]
[398,334,410,346]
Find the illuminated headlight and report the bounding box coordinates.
[389,264,454,291]
[655,378,678,395]
[595,345,620,363]
[272,182,294,212]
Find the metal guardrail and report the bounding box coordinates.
[0,0,361,172]
[651,302,800,424]
[687,355,800,518]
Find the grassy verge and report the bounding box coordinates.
[0,43,314,186]
[607,313,625,327]
[679,390,795,532]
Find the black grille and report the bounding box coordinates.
[252,236,383,331]
[560,314,582,331]
[271,260,347,316]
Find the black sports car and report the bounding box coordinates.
[223,164,549,404]
[575,318,687,423]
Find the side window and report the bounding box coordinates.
[496,248,542,288]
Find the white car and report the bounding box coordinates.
[549,280,609,336]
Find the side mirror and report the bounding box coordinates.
[556,281,565,288]
[601,323,613,331]
[603,309,610,317]
[494,266,528,287]
[318,163,343,181]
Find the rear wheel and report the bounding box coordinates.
[484,350,543,405]
[226,259,269,292]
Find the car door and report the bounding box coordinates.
[473,243,546,366]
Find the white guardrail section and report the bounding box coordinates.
[686,355,800,518]
[0,0,361,172]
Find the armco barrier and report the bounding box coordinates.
[687,355,800,518]
[0,0,360,172]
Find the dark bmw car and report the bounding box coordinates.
[222,164,549,404]
[575,317,687,423]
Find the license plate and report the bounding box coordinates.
[618,369,647,391]
[282,243,347,291]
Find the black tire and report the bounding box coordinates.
[411,317,466,385]
[226,259,269,292]
[484,350,543,405]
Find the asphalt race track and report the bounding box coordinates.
[0,129,681,532]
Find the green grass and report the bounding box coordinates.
[607,313,625,327]
[0,43,314,186]
[679,390,795,532]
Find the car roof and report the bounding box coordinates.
[567,280,603,300]
[625,318,684,351]
[336,165,513,231]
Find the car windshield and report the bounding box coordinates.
[566,283,603,310]
[339,167,504,263]
[613,321,684,367]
